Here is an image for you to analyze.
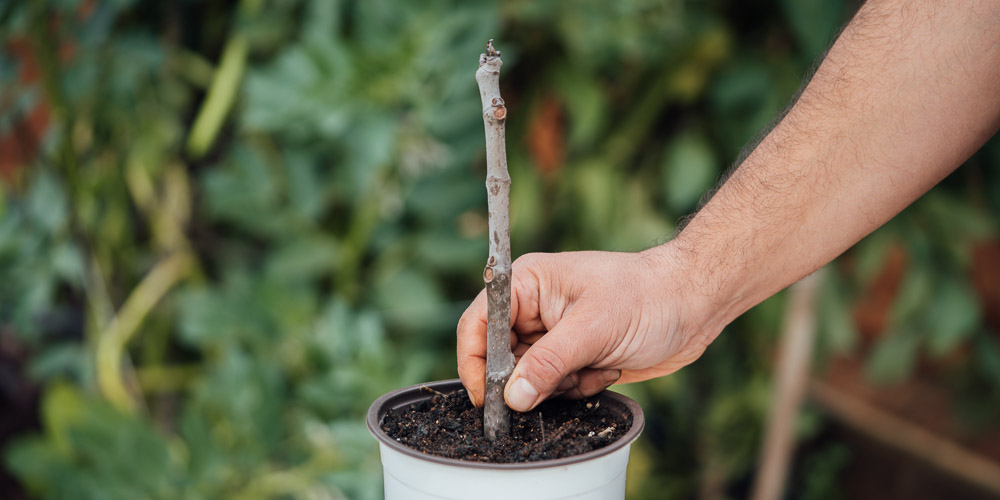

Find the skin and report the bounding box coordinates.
[458,0,1000,412]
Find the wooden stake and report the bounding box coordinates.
[751,270,823,500]
[810,380,1000,496]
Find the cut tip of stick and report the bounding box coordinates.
[486,39,500,57]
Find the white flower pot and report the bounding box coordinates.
[367,379,644,500]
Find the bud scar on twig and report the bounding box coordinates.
[484,255,497,283]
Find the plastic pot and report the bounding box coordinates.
[367,379,645,500]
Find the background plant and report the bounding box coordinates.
[1,0,997,499]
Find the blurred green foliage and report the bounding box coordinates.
[1,0,998,499]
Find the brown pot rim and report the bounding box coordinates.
[366,378,644,470]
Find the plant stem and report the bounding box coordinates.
[185,34,247,158]
[185,0,262,158]
[96,251,194,413]
[476,39,515,440]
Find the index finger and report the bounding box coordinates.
[457,288,488,406]
[458,261,538,407]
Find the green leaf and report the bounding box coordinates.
[510,159,544,245]
[852,228,895,286]
[866,328,920,384]
[8,383,177,499]
[552,64,608,148]
[925,278,980,357]
[41,382,88,455]
[181,348,285,474]
[343,115,397,193]
[2,436,65,497]
[818,274,858,354]
[177,274,297,348]
[921,191,996,238]
[266,235,339,281]
[663,133,717,212]
[51,241,85,286]
[176,287,238,347]
[322,421,384,500]
[372,267,446,331]
[889,263,932,323]
[407,173,483,224]
[780,0,844,59]
[571,159,622,245]
[202,145,283,234]
[609,179,673,250]
[28,343,87,381]
[26,169,69,234]
[975,334,1000,387]
[414,231,487,272]
[709,61,783,156]
[285,150,329,221]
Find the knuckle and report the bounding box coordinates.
[513,252,546,272]
[514,252,541,265]
[525,343,570,388]
[513,253,550,290]
[510,271,531,302]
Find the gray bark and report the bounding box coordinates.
[476,40,515,441]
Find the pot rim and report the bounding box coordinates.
[366,379,644,470]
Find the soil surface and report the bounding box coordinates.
[381,387,632,463]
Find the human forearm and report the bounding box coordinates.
[457,0,1000,409]
[656,0,1000,335]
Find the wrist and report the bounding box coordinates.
[638,239,744,342]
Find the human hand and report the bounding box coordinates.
[456,246,721,412]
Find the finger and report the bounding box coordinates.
[549,368,619,399]
[562,368,621,399]
[456,288,488,407]
[463,255,541,405]
[618,364,687,385]
[457,280,540,407]
[512,342,530,358]
[504,320,599,412]
[517,332,545,345]
[510,254,548,335]
[555,373,579,393]
[617,344,708,384]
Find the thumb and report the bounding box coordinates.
[504,322,608,412]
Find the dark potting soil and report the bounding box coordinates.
[380,388,632,463]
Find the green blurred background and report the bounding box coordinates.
[2,0,999,499]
